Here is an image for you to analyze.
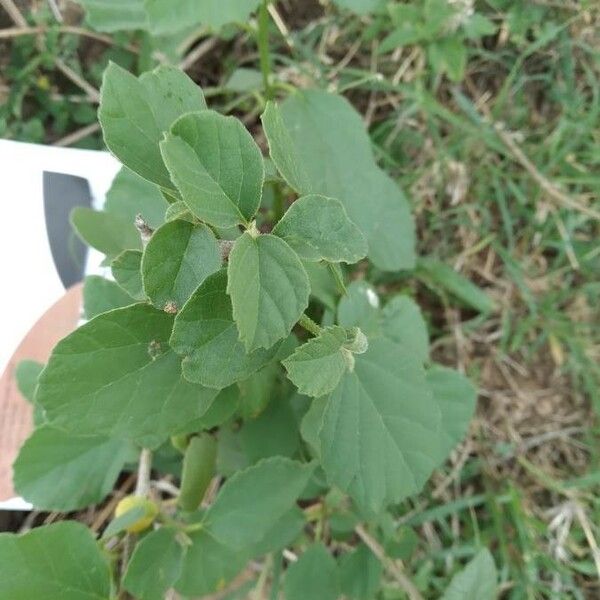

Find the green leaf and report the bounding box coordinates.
[15,360,43,403]
[227,233,310,351]
[339,544,382,600]
[237,362,280,419]
[160,111,263,228]
[145,0,261,33]
[104,166,168,230]
[427,365,477,464]
[284,543,340,600]
[37,304,218,447]
[102,505,148,539]
[332,0,383,15]
[319,338,441,512]
[83,275,136,319]
[0,522,111,599]
[205,457,315,548]
[262,92,415,271]
[283,326,349,397]
[189,385,240,430]
[142,220,221,311]
[246,506,306,557]
[429,37,467,82]
[123,528,184,600]
[112,250,145,301]
[99,63,206,190]
[273,195,367,263]
[71,207,141,257]
[170,270,279,389]
[175,529,245,597]
[441,548,497,600]
[240,397,300,462]
[13,426,133,512]
[74,0,147,32]
[416,257,495,313]
[381,295,429,363]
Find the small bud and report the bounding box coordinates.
[164,301,178,314]
[344,327,368,355]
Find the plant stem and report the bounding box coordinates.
[134,448,152,498]
[258,0,273,100]
[355,524,424,600]
[298,313,322,337]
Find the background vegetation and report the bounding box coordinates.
[1,0,599,597]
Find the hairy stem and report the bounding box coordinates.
[298,313,322,337]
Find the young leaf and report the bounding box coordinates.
[204,457,315,548]
[272,194,367,263]
[160,111,264,228]
[104,166,168,230]
[170,270,280,389]
[339,544,382,600]
[427,365,477,465]
[441,548,498,600]
[37,304,218,447]
[142,220,221,311]
[284,543,340,600]
[145,0,261,34]
[111,250,145,300]
[123,528,184,600]
[227,233,310,350]
[13,426,133,511]
[262,92,416,271]
[319,338,441,512]
[99,63,206,190]
[83,275,136,319]
[283,326,349,397]
[0,522,111,599]
[71,207,141,257]
[74,0,148,32]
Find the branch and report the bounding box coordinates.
[134,448,153,498]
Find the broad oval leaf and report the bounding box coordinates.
[112,249,145,300]
[273,194,367,263]
[337,280,381,338]
[71,206,141,257]
[283,326,349,397]
[262,92,415,271]
[160,110,264,228]
[36,304,218,447]
[13,426,134,512]
[83,275,136,319]
[170,270,279,389]
[204,457,315,549]
[441,548,497,600]
[99,63,206,190]
[142,220,221,311]
[284,543,340,600]
[319,337,441,512]
[123,528,184,600]
[0,522,112,600]
[227,233,310,351]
